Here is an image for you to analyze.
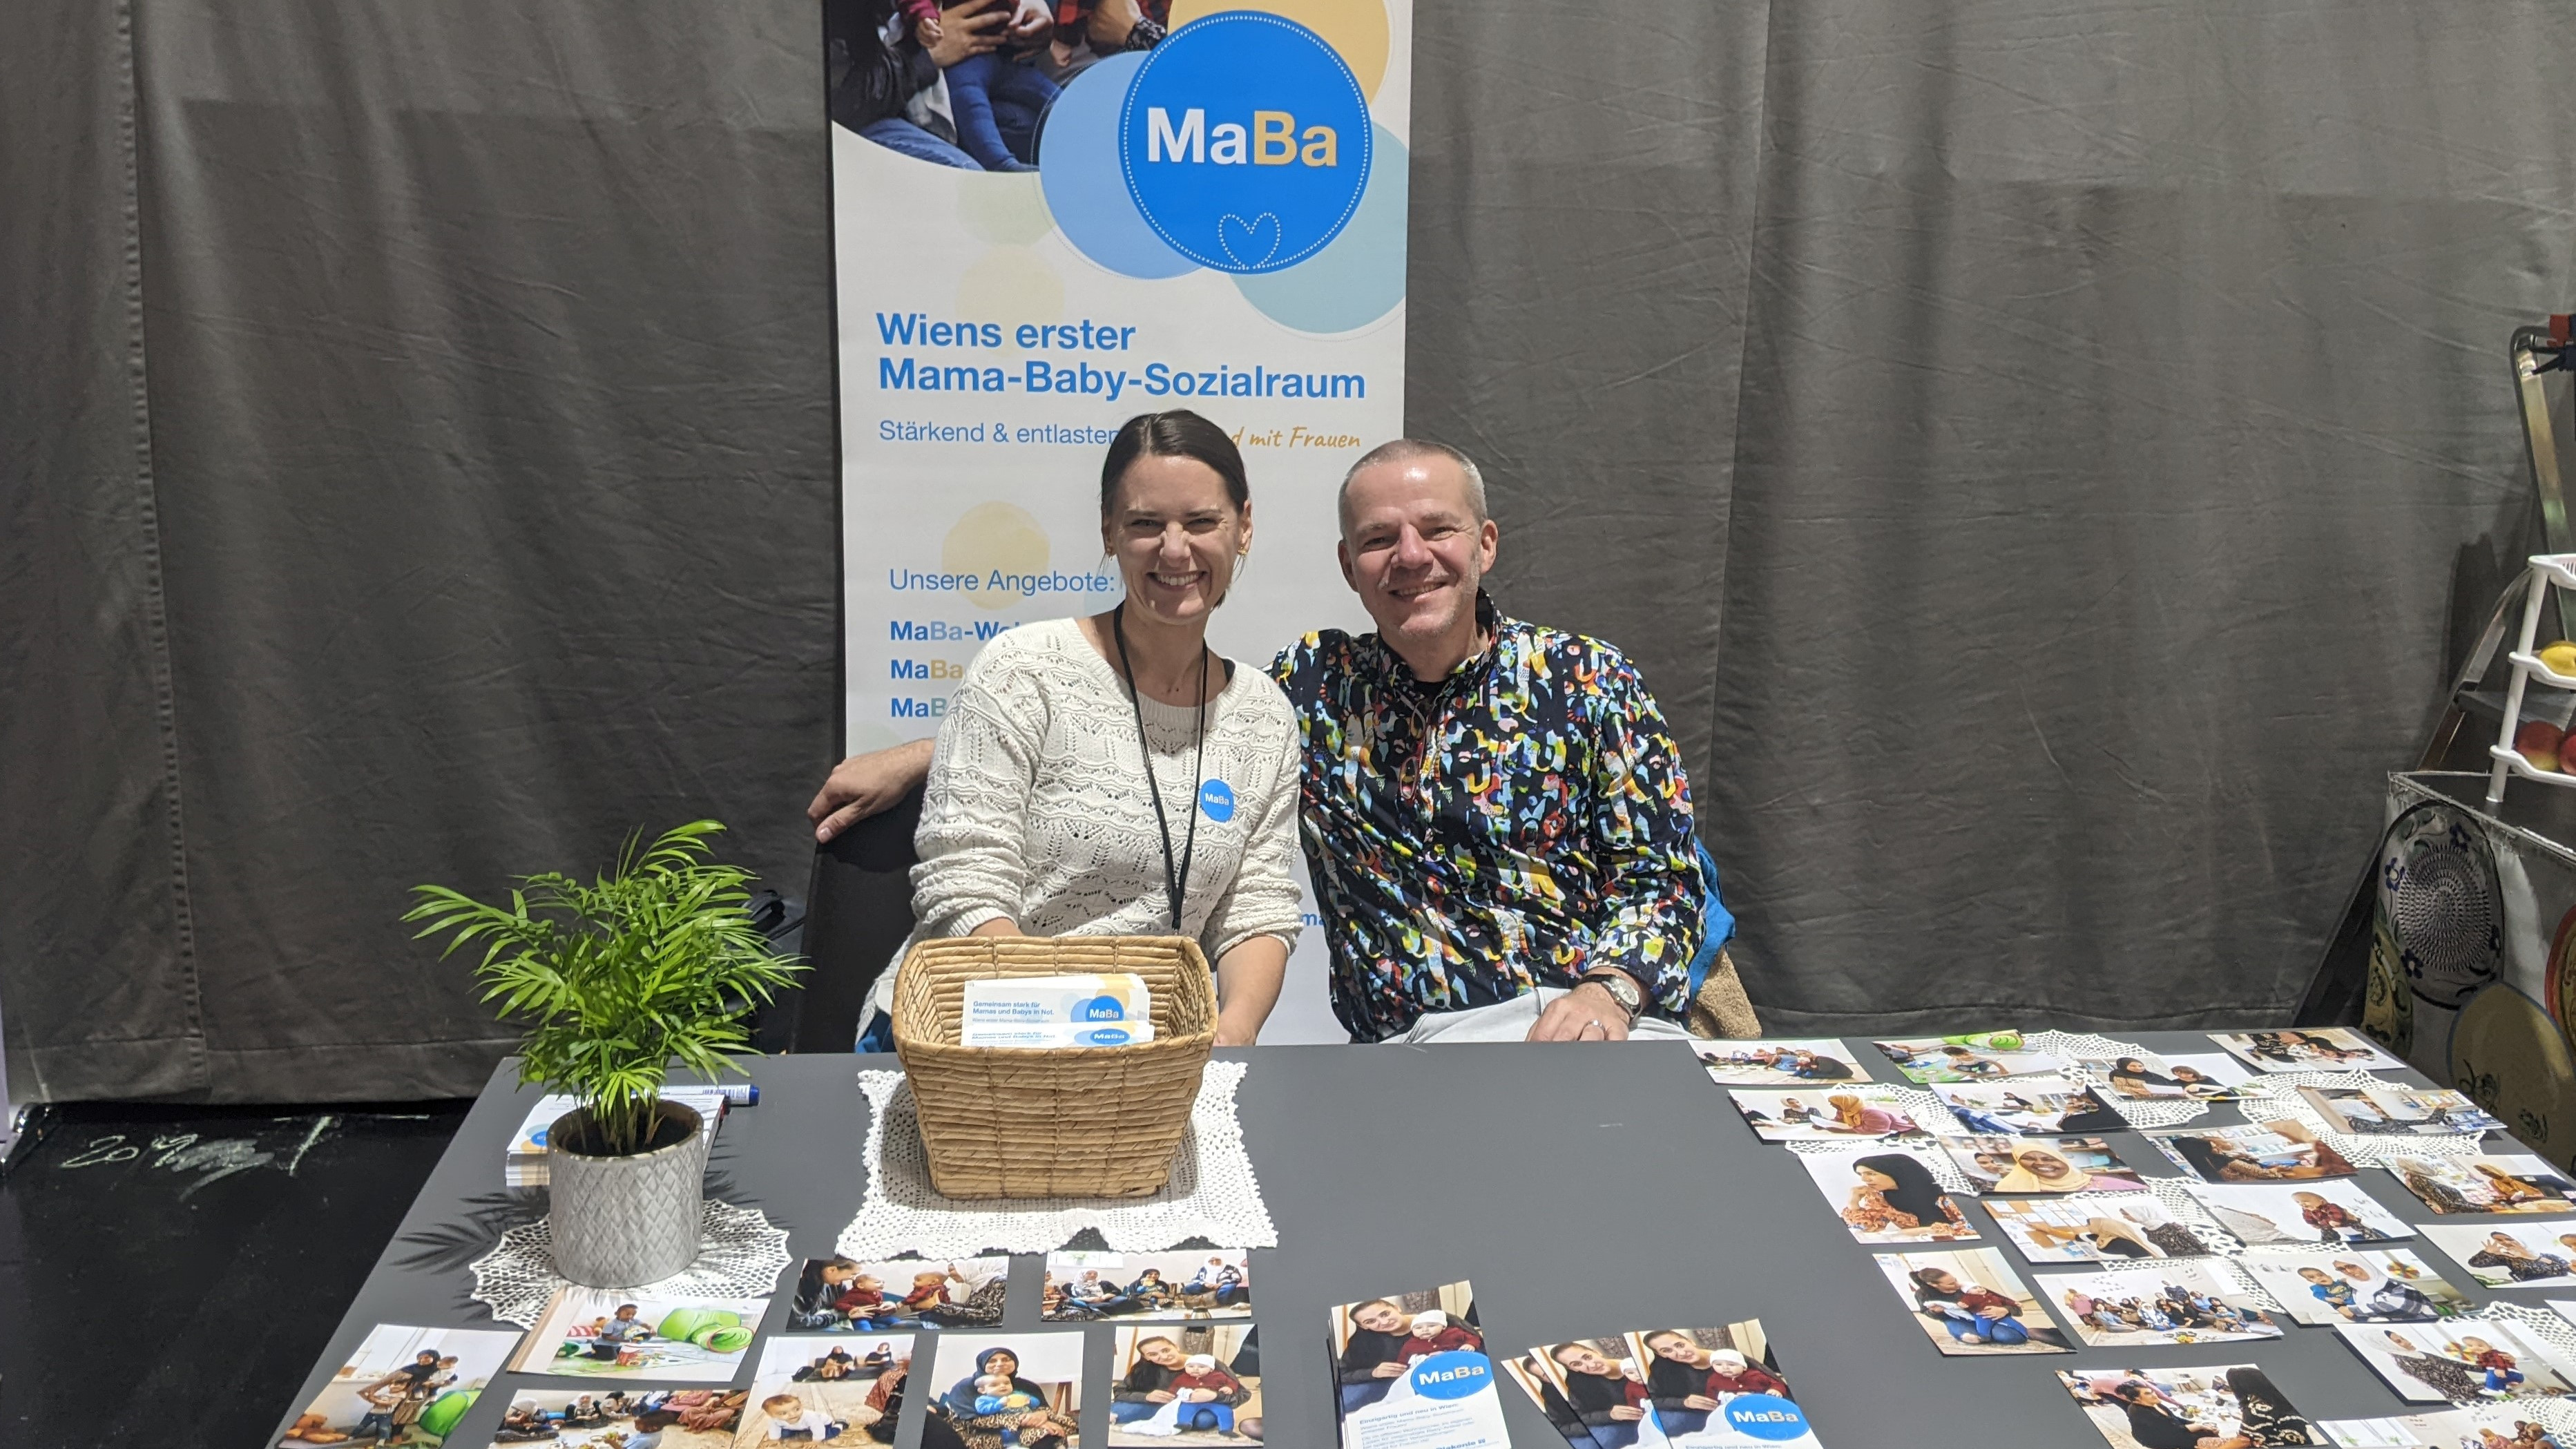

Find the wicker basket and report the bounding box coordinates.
[891,935,1216,1199]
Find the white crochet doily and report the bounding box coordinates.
[837,1059,1276,1259]
[2028,1030,2212,1129]
[468,1200,792,1327]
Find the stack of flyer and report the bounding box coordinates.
[506,1087,730,1188]
[959,972,1155,1049]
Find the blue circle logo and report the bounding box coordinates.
[1077,995,1126,1021]
[1723,1395,1809,1441]
[1407,1351,1489,1401]
[1119,13,1372,274]
[1198,779,1236,823]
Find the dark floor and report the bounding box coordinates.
[0,1099,471,1448]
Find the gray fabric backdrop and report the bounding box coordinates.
[7,0,2574,1099]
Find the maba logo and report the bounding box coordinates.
[1407,1350,1490,1401]
[1724,1394,1811,1442]
[1119,12,1373,273]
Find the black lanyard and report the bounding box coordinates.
[1112,604,1208,930]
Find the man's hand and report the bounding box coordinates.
[809,738,934,843]
[1526,976,1637,1042]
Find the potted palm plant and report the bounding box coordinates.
[407,820,802,1287]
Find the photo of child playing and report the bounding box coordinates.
[1873,1035,2064,1085]
[486,1388,746,1446]
[1044,1251,1252,1322]
[790,1257,1008,1332]
[508,1288,772,1383]
[1870,1247,2073,1356]
[1108,1324,1260,1445]
[1691,1039,1870,1087]
[278,1323,520,1448]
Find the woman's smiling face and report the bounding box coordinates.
[2017,1150,2069,1180]
[1104,454,1247,629]
[983,1351,1019,1379]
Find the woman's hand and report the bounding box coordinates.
[1610,1405,1644,1422]
[1683,1394,1720,1411]
[1008,0,1052,42]
[1181,1388,1215,1402]
[1212,937,1287,1046]
[925,0,1010,66]
[1371,1361,1405,1379]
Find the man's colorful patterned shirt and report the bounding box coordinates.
[1269,593,1705,1041]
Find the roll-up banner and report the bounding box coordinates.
[830,1,1412,1039]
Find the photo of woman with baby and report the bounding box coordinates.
[1532,1338,1656,1449]
[1332,1287,1486,1416]
[1108,1325,1260,1444]
[1800,1148,1975,1242]
[824,0,1064,172]
[1044,1253,1252,1322]
[928,1334,1085,1449]
[791,1257,1008,1332]
[1632,1323,1798,1438]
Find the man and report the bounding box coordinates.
[811,438,1739,1043]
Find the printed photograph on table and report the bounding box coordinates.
[923,1330,1086,1448]
[483,1388,742,1446]
[2041,1260,2283,1347]
[507,1287,770,1381]
[1727,1086,1924,1142]
[2056,1365,2320,1449]
[2213,1027,2411,1073]
[1521,1335,1668,1448]
[2422,1222,2576,1288]
[1872,1034,2065,1084]
[2185,1182,2414,1248]
[1500,1352,1602,1449]
[1986,1196,2215,1263]
[2077,1051,2259,1102]
[2320,1405,2569,1446]
[1330,1281,1508,1449]
[1938,1135,2149,1195]
[733,1334,914,1446]
[1622,1322,1821,1448]
[2300,1084,2510,1138]
[1870,1245,2073,1354]
[2146,1120,2361,1182]
[1930,1075,2126,1135]
[2390,1154,2576,1216]
[1796,1144,1977,1242]
[2333,1319,2576,1404]
[1108,1324,1260,1445]
[1044,1250,1252,1321]
[786,1256,1008,1332]
[283,1323,521,1449]
[2239,1248,2472,1325]
[1691,1038,1872,1087]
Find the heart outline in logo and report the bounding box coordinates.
[1215,212,1282,269]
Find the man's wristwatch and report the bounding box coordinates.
[1576,970,1642,1024]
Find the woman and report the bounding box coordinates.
[1338,1300,1415,1414]
[1111,1336,1187,1426]
[869,1356,968,1449]
[1548,1342,1650,1449]
[2108,1380,2245,1448]
[1641,1331,1785,1435]
[2468,1231,2574,1283]
[1994,1144,2142,1193]
[2293,1191,2388,1244]
[2474,1159,2564,1208]
[861,411,1305,1048]
[1843,1153,1970,1238]
[941,1347,1070,1449]
[2109,1057,2183,1097]
[1909,1267,2037,1347]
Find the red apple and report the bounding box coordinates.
[2518,720,2565,771]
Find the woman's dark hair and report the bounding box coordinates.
[1906,1267,1958,1303]
[2169,1136,2231,1178]
[1856,1153,1950,1225]
[1102,410,1250,517]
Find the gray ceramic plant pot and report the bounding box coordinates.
[546,1100,709,1288]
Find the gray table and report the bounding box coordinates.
[276,1035,2481,1447]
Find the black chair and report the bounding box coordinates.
[785,782,925,1052]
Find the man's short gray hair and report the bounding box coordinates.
[1338,438,1488,535]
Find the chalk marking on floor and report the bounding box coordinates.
[288,1115,334,1175]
